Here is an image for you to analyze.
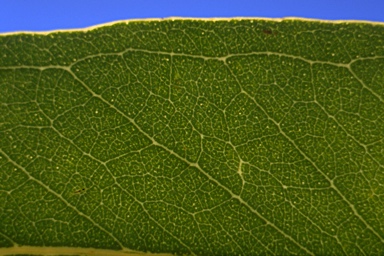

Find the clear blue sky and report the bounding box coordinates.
[1,0,383,33]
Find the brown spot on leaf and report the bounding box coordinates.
[263,29,278,36]
[263,29,273,35]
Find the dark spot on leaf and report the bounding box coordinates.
[74,188,86,194]
[263,29,273,35]
[263,29,278,36]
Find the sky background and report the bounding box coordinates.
[1,0,383,33]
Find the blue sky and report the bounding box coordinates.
[1,0,383,33]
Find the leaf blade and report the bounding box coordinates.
[1,18,384,255]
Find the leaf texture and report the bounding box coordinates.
[1,18,384,255]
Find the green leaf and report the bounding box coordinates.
[1,18,384,255]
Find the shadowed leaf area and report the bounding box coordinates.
[1,19,384,255]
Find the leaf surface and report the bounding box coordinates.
[1,18,384,255]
